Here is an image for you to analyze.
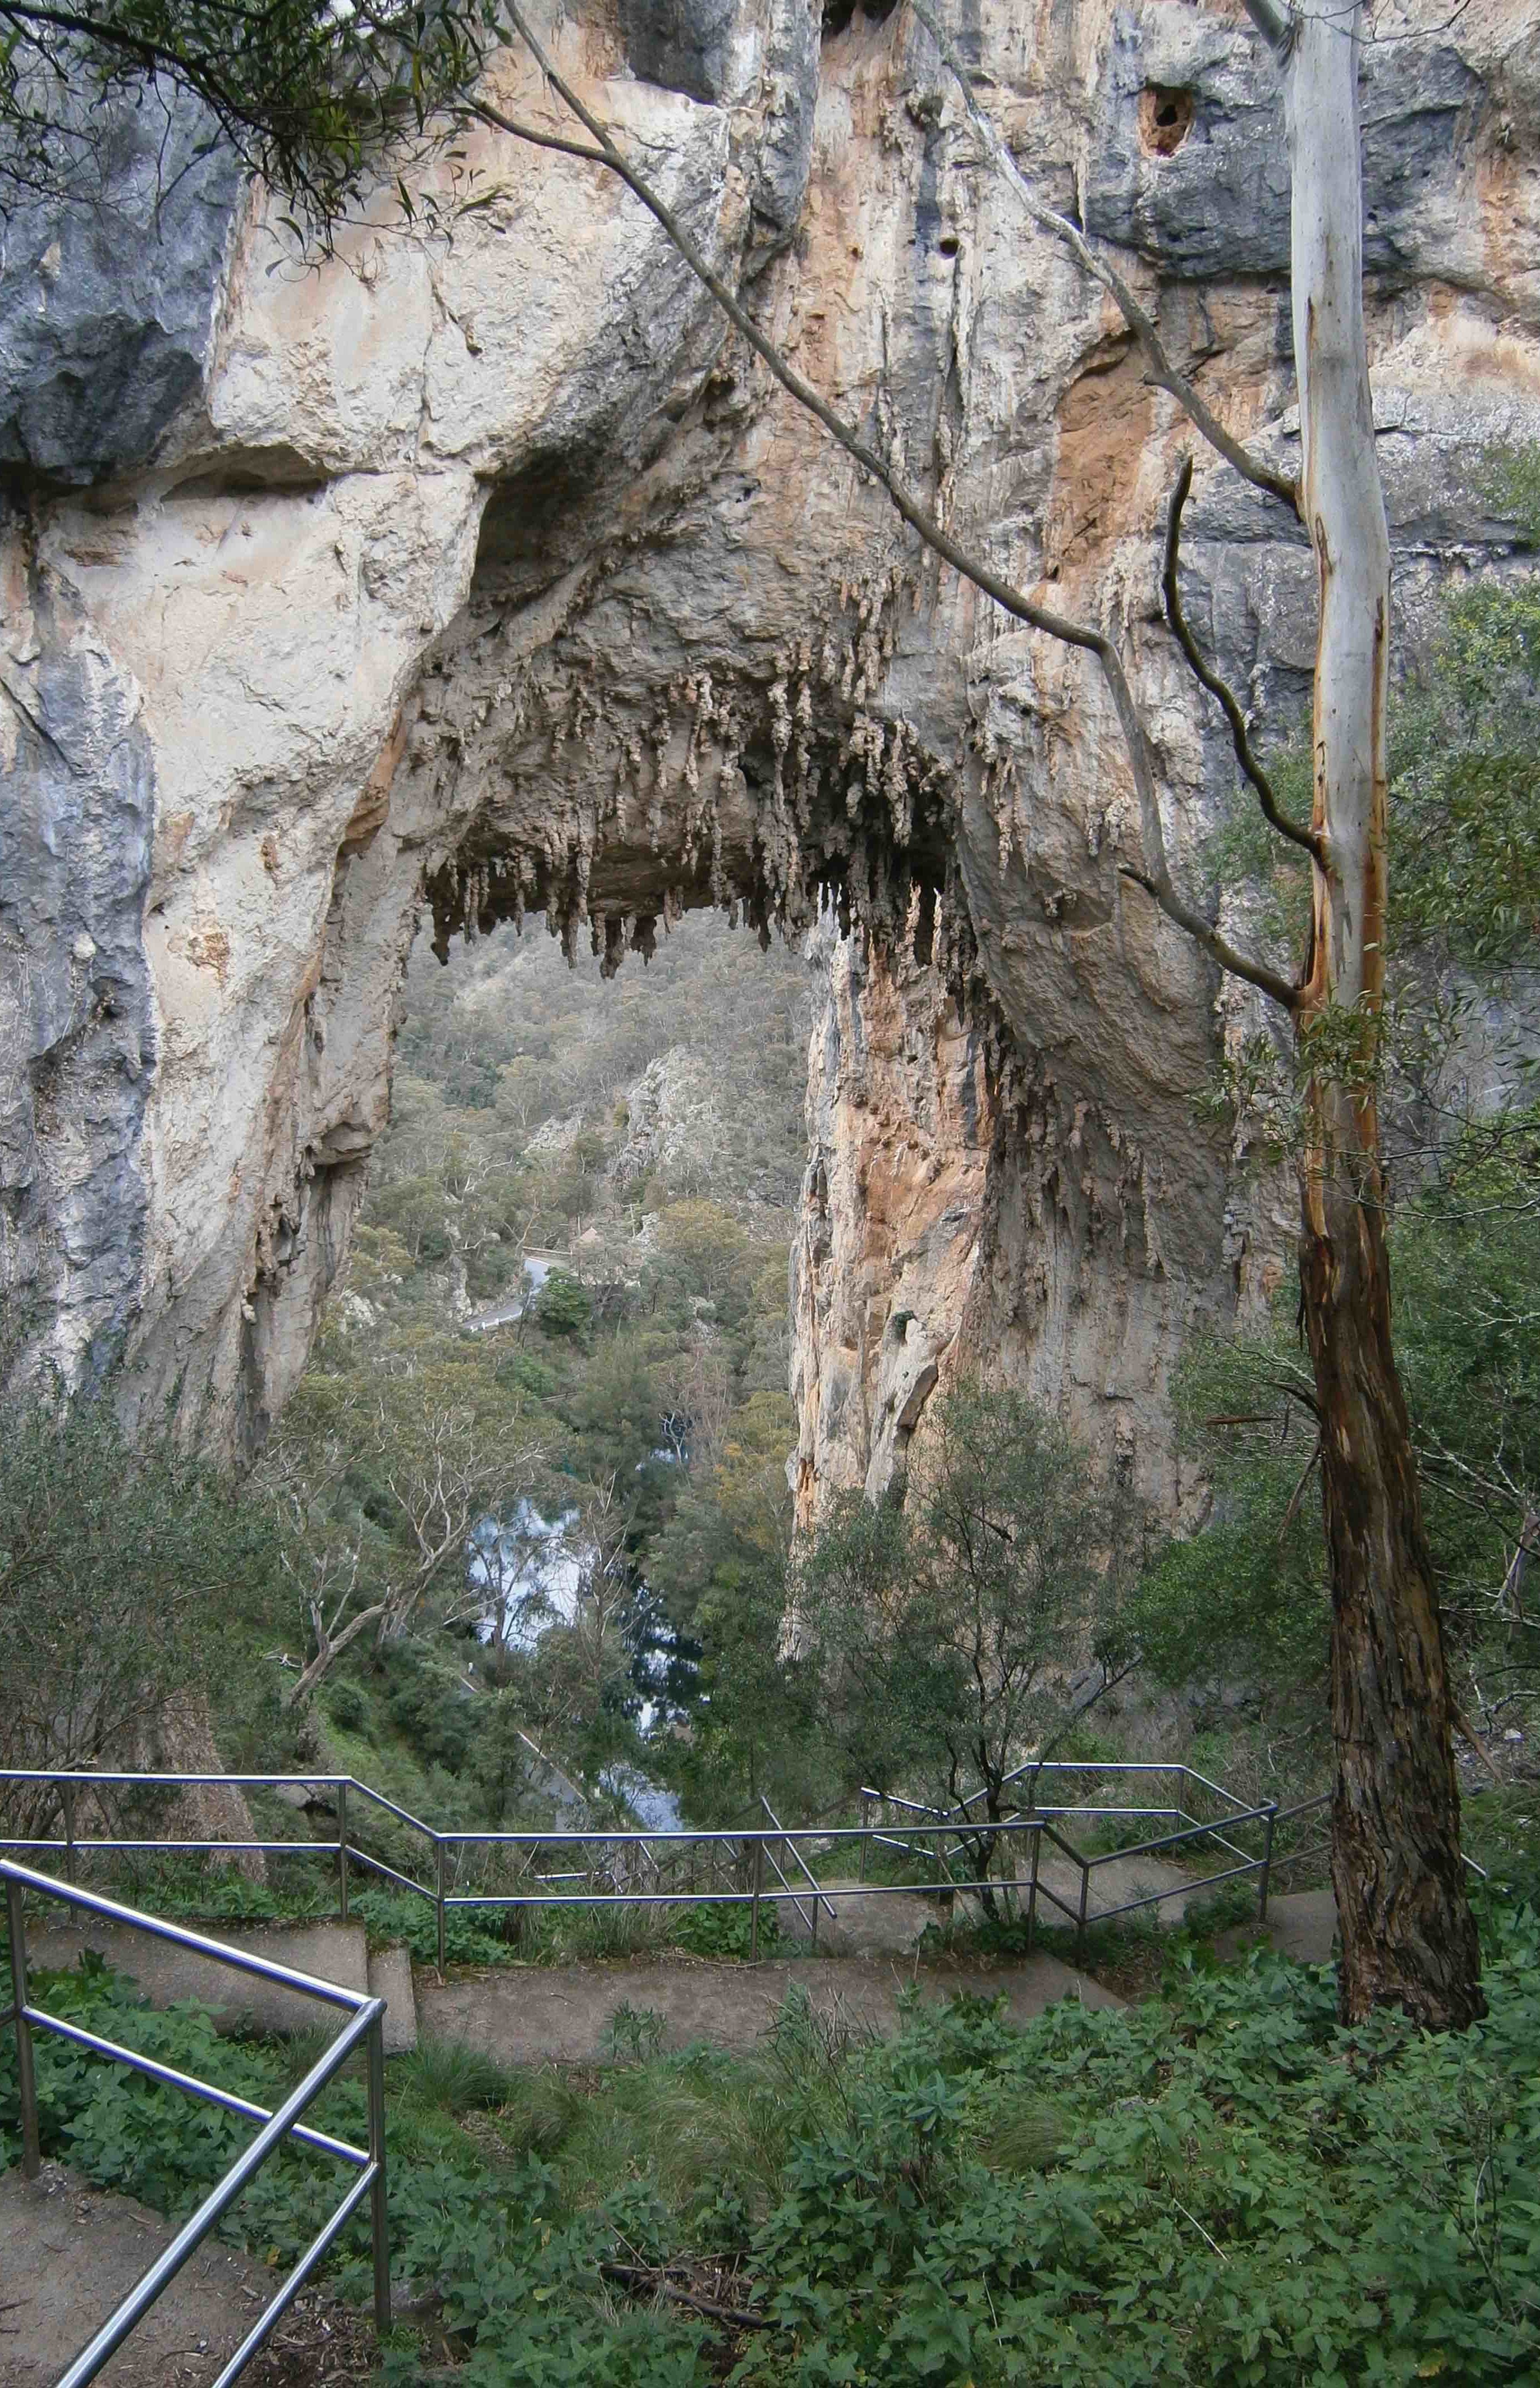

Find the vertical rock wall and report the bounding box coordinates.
[0,0,1537,1504]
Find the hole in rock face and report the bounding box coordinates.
[822,0,899,38]
[1138,85,1195,157]
[937,235,960,259]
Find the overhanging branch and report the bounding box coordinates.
[1240,0,1297,55]
[481,4,1297,1015]
[1162,455,1324,865]
[903,0,1300,519]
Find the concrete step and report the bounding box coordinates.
[368,1940,418,2053]
[418,1948,1123,2066]
[26,1917,416,2052]
[1216,1887,1337,1967]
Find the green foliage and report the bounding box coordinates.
[13,1905,1540,2385]
[796,1383,1135,1828]
[648,1390,813,1820]
[0,1388,286,1837]
[542,1901,668,1964]
[1200,739,1313,952]
[1130,1331,1328,1736]
[323,1677,368,1734]
[133,1866,327,1926]
[603,2002,667,2064]
[668,1899,780,1961]
[397,2037,519,2115]
[1198,443,1540,1164]
[534,1272,594,1339]
[1200,446,1540,984]
[1391,450,1540,969]
[1134,1114,1540,1756]
[346,1889,516,1969]
[1,0,498,239]
[277,909,813,1821]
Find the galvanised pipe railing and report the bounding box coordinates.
[1,1761,1324,1969]
[1,1857,391,2388]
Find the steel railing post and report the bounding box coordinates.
[858,1794,869,1883]
[1258,1802,1277,1924]
[62,1780,77,1890]
[1026,1822,1041,1953]
[5,1877,41,2178]
[337,1781,350,1925]
[1076,1858,1090,1961]
[436,1840,447,1978]
[750,1836,763,1964]
[366,2009,392,2340]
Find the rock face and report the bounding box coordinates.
[2,0,1538,1501]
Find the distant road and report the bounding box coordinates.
[466,1254,558,1333]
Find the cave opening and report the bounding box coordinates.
[283,894,822,1822]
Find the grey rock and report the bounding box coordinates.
[750,0,820,249]
[619,0,745,104]
[1084,8,1480,284]
[0,530,155,1386]
[0,0,1535,1520]
[0,87,241,482]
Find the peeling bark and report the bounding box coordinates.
[1274,0,1483,2027]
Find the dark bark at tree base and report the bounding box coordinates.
[1300,1174,1486,2031]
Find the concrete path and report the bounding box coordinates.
[1032,1845,1228,1928]
[25,1921,418,2053]
[1217,1887,1337,1967]
[0,2164,265,2388]
[785,1880,936,1954]
[418,1949,1121,2065]
[783,1843,1234,1957]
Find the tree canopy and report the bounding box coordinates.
[0,0,497,228]
[795,1385,1135,1847]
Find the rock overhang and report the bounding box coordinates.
[0,0,1534,1496]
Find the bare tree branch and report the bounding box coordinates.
[476,19,1298,1013]
[902,0,1301,517]
[1162,454,1324,865]
[1241,0,1298,56]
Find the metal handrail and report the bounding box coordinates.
[2,1761,1341,1977]
[2,1858,390,2387]
[759,1794,838,1942]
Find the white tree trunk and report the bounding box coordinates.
[1287,0,1391,1015]
[1268,0,1484,2026]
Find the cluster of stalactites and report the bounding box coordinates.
[979,1015,1168,1281]
[419,558,1019,1014]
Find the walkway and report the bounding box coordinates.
[419,1946,1122,2064]
[0,2166,379,2384]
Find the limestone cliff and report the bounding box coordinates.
[1,0,1537,1504]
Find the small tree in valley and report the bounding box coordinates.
[796,1385,1135,1909]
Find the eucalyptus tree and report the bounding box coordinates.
[470,0,1486,2023]
[10,0,1486,2020]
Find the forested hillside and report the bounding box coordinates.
[263,911,816,1831]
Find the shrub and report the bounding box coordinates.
[534,1274,592,1338]
[323,1679,368,1733]
[346,1889,514,1968]
[0,1392,278,1838]
[669,1898,779,1961]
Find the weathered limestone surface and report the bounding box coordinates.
[1,0,1537,1499]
